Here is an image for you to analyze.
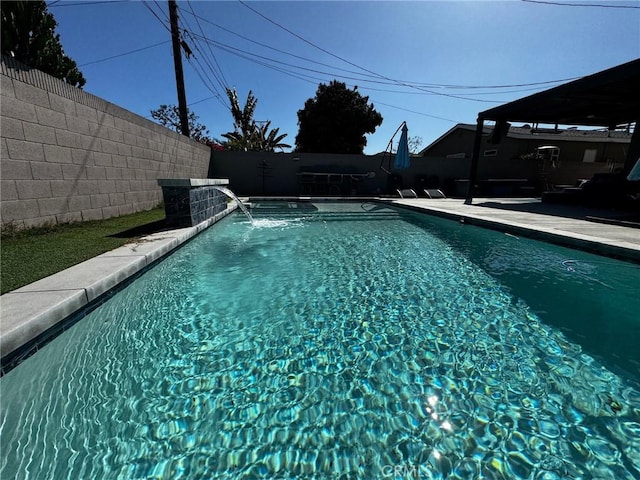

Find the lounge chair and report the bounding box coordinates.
[424,189,446,199]
[397,188,418,198]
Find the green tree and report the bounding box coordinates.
[1,0,85,88]
[150,104,212,144]
[220,88,290,152]
[408,136,423,154]
[295,81,382,154]
[392,135,423,154]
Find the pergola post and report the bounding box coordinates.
[465,117,484,204]
[624,120,640,176]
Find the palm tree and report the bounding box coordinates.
[223,88,257,149]
[256,121,291,152]
[220,88,289,152]
[221,88,258,151]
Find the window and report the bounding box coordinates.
[483,149,498,157]
[583,149,598,163]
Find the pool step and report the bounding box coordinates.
[247,210,403,222]
[248,202,403,221]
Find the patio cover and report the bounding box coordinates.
[466,58,640,203]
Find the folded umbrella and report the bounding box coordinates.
[393,123,410,170]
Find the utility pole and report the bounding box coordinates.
[168,0,189,137]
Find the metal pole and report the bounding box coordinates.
[624,119,640,176]
[168,0,189,137]
[465,117,484,204]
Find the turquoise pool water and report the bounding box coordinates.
[1,202,639,479]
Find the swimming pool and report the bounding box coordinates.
[2,201,639,479]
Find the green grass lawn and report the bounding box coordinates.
[1,208,166,295]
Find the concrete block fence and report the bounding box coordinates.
[208,150,537,197]
[1,56,212,230]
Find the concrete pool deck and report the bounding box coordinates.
[1,197,638,370]
[388,197,640,261]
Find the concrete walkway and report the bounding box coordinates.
[389,197,640,261]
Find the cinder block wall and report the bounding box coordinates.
[1,56,212,230]
[210,151,537,196]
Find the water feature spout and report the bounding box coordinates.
[213,186,254,224]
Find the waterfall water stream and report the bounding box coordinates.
[212,186,254,224]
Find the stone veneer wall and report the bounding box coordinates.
[158,179,230,227]
[1,56,212,230]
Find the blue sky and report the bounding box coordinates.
[48,0,640,154]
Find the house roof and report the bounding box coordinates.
[420,123,632,155]
[478,59,640,127]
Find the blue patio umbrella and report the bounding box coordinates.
[393,123,410,170]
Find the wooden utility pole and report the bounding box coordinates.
[168,0,189,137]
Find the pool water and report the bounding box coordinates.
[2,202,639,479]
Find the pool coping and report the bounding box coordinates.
[0,204,237,370]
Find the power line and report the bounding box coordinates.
[428,78,580,89]
[190,33,387,85]
[194,35,539,101]
[184,6,582,91]
[189,31,479,94]
[237,1,499,103]
[152,0,170,23]
[178,15,228,95]
[182,29,228,93]
[50,0,129,6]
[201,39,325,85]
[177,32,230,111]
[168,2,596,125]
[183,23,568,113]
[521,0,640,8]
[188,96,216,107]
[142,1,171,33]
[177,3,232,101]
[186,0,229,90]
[238,0,381,78]
[184,55,231,111]
[79,40,170,66]
[372,100,459,123]
[191,32,524,103]
[181,8,387,83]
[177,40,462,135]
[177,32,468,122]
[328,82,557,97]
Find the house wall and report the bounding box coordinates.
[424,128,476,158]
[423,126,628,187]
[1,56,212,230]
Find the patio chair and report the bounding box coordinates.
[397,188,418,198]
[424,189,446,199]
